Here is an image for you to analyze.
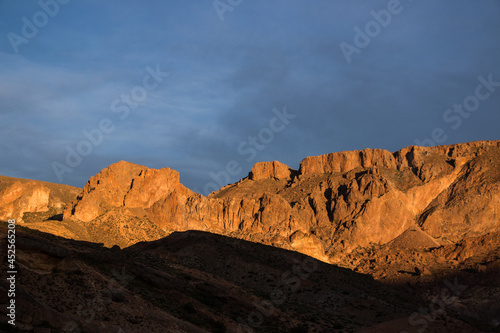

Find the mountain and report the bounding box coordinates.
[1,140,499,331]
[33,140,500,260]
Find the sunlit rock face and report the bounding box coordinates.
[0,176,80,223]
[56,140,500,263]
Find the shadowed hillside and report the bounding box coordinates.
[0,223,485,332]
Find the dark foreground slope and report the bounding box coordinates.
[0,223,483,333]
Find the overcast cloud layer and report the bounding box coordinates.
[1,0,499,194]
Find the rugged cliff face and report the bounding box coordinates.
[55,140,500,261]
[64,161,194,229]
[0,175,80,223]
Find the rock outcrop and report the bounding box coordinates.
[249,161,294,181]
[0,175,80,223]
[299,148,397,175]
[418,147,500,240]
[63,161,194,228]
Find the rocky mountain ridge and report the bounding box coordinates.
[4,140,495,267]
[58,141,500,259]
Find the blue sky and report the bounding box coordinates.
[0,0,499,194]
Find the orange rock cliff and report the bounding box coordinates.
[45,140,499,262]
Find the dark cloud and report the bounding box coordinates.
[0,1,499,193]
